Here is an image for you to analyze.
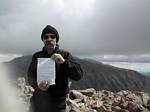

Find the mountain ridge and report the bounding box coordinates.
[2,55,150,94]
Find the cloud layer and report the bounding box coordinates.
[0,0,150,55]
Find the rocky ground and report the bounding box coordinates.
[67,89,150,112]
[17,77,150,112]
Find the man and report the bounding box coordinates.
[27,25,83,112]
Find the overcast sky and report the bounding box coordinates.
[0,0,150,56]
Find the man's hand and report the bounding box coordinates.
[38,81,50,91]
[24,86,35,97]
[51,53,65,64]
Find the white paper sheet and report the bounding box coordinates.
[37,58,55,85]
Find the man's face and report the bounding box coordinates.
[42,33,57,51]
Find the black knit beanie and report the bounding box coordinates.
[41,25,59,42]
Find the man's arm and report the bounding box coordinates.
[27,55,38,89]
[62,52,83,81]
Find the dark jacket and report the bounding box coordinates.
[27,47,83,99]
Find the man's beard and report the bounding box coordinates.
[45,41,56,54]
